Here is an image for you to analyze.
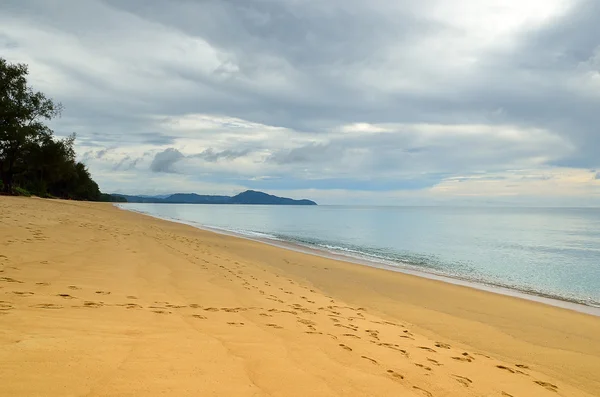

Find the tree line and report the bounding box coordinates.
[0,58,123,202]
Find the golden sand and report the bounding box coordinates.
[1,197,599,396]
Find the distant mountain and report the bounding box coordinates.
[112,190,317,205]
[110,194,165,203]
[230,190,316,205]
[162,193,231,204]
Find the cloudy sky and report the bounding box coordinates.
[2,0,599,205]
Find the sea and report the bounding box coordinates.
[118,204,600,314]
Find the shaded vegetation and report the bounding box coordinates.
[100,193,127,203]
[1,58,118,201]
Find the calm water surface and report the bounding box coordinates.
[121,204,600,308]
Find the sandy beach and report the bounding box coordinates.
[1,197,599,397]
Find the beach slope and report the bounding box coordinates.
[1,197,599,396]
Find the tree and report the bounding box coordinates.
[0,58,62,193]
[17,133,75,196]
[0,58,115,201]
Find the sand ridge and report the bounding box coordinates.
[0,197,598,396]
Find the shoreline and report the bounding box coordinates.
[118,204,600,317]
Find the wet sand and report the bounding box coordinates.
[1,197,599,396]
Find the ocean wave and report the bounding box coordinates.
[276,236,600,309]
[201,225,283,241]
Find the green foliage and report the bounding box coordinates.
[1,58,103,201]
[100,193,128,203]
[13,186,31,197]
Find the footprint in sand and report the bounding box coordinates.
[227,322,245,326]
[57,294,76,299]
[415,363,432,371]
[31,303,63,309]
[452,374,472,387]
[435,342,451,349]
[412,386,433,397]
[192,314,207,319]
[417,346,437,353]
[378,320,400,327]
[68,286,80,290]
[152,310,171,314]
[266,323,283,329]
[0,301,14,311]
[36,282,50,286]
[339,344,353,351]
[335,323,359,331]
[452,352,475,362]
[427,358,442,366]
[95,291,111,295]
[386,369,404,380]
[452,356,473,363]
[374,342,408,356]
[361,356,378,365]
[127,296,138,300]
[222,307,245,313]
[297,318,316,326]
[12,291,34,296]
[0,277,23,284]
[305,331,323,335]
[496,365,516,374]
[366,329,380,339]
[82,301,104,308]
[534,381,558,392]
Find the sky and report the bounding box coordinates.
[1,0,599,205]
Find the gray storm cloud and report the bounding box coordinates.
[150,148,185,173]
[191,148,252,162]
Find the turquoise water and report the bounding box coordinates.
[121,204,600,308]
